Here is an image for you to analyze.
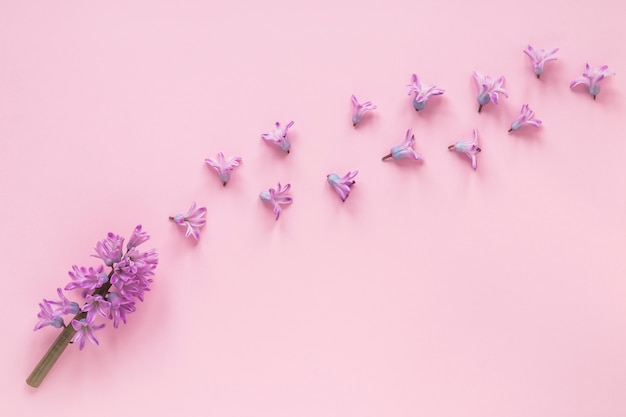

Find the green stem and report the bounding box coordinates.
[26,275,114,388]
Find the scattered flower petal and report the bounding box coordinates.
[170,201,207,240]
[473,71,508,113]
[406,74,444,111]
[261,121,294,153]
[382,128,424,162]
[509,104,542,132]
[448,129,481,170]
[327,170,358,202]
[351,95,377,127]
[570,63,615,100]
[523,45,559,78]
[205,152,242,186]
[259,182,293,220]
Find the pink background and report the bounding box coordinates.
[1,0,625,415]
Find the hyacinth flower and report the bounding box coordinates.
[509,104,542,132]
[570,63,615,100]
[204,152,242,186]
[448,129,481,170]
[27,225,159,388]
[473,71,508,113]
[169,201,207,240]
[406,73,445,111]
[382,128,424,162]
[259,182,292,220]
[327,170,358,202]
[351,95,377,127]
[523,45,559,79]
[261,121,294,153]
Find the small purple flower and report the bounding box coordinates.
[351,95,377,127]
[47,288,80,315]
[71,317,105,350]
[204,152,242,186]
[570,63,615,100]
[382,128,424,162]
[509,104,542,132]
[107,292,136,328]
[66,265,108,291]
[127,224,150,250]
[34,301,64,331]
[448,129,481,170]
[259,182,292,220]
[82,294,111,321]
[327,170,358,202]
[92,233,124,266]
[262,121,294,153]
[473,71,509,113]
[523,45,559,79]
[169,201,207,240]
[406,74,444,111]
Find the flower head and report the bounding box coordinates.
[81,294,111,321]
[204,152,242,186]
[523,45,559,78]
[406,74,444,111]
[127,225,150,250]
[92,233,124,266]
[47,288,81,315]
[169,201,207,240]
[107,292,136,328]
[473,71,508,113]
[34,301,64,331]
[382,128,424,162]
[261,121,294,153]
[570,63,615,100]
[509,104,542,132]
[351,95,377,127]
[327,170,358,202]
[71,316,105,350]
[448,129,481,170]
[259,182,292,220]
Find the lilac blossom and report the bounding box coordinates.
[261,121,294,153]
[351,95,377,127]
[509,104,542,132]
[473,71,508,113]
[204,152,242,186]
[448,129,481,170]
[71,317,105,350]
[169,201,207,240]
[65,265,108,291]
[327,170,358,202]
[259,182,293,220]
[34,301,64,331]
[382,128,424,162]
[81,294,111,321]
[406,74,444,111]
[523,45,559,78]
[570,63,615,100]
[28,226,159,388]
[92,233,124,266]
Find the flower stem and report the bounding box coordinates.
[381,154,393,161]
[478,104,483,113]
[26,278,113,388]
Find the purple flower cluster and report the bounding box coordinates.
[34,225,158,350]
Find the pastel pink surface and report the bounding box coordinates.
[1,0,625,415]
